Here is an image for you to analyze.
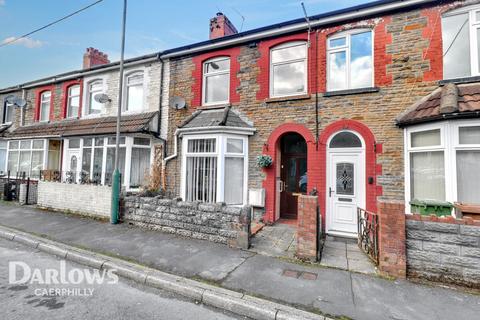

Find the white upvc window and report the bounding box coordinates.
[442,4,480,79]
[3,97,14,124]
[6,139,46,178]
[86,80,103,115]
[181,134,248,205]
[203,57,230,105]
[0,140,7,174]
[327,29,373,91]
[39,91,51,122]
[405,120,480,213]
[270,41,307,98]
[65,136,152,191]
[124,71,145,113]
[66,85,80,118]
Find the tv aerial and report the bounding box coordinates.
[170,96,186,110]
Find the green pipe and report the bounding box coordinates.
[111,169,120,224]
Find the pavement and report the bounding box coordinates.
[250,222,297,259]
[0,238,242,320]
[1,203,480,320]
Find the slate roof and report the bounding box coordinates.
[5,112,158,139]
[179,106,253,129]
[0,123,11,137]
[396,82,480,127]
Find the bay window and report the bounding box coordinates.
[182,135,248,205]
[67,85,80,118]
[0,140,7,174]
[442,5,480,79]
[270,41,307,97]
[406,120,480,212]
[130,138,151,188]
[203,57,230,105]
[327,29,373,91]
[125,72,144,112]
[39,91,51,122]
[7,139,45,178]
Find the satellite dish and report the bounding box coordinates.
[94,93,111,104]
[6,95,27,108]
[170,96,186,110]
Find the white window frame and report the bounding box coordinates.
[83,77,106,117]
[66,84,81,119]
[443,4,480,78]
[39,91,51,122]
[404,119,480,214]
[6,139,48,178]
[269,41,308,98]
[63,136,153,191]
[3,96,15,124]
[326,29,374,92]
[123,70,147,113]
[180,133,249,206]
[0,140,7,174]
[202,57,231,106]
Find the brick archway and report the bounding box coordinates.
[318,120,381,229]
[262,123,319,223]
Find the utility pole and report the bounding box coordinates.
[111,0,127,224]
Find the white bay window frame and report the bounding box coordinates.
[6,139,48,178]
[404,119,480,214]
[181,134,248,205]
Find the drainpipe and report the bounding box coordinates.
[315,30,319,149]
[20,89,26,127]
[157,54,164,138]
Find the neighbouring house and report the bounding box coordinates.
[161,0,480,238]
[0,48,169,192]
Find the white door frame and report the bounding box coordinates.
[326,130,366,238]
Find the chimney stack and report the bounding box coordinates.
[440,83,459,114]
[209,12,238,40]
[83,47,110,69]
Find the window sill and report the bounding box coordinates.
[264,94,311,103]
[439,76,480,85]
[197,103,231,110]
[323,87,380,97]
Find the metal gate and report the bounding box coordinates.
[357,207,379,265]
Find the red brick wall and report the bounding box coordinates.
[378,200,406,278]
[296,195,318,261]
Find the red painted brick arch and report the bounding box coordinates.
[262,123,319,223]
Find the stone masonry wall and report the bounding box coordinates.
[406,214,480,288]
[164,3,450,204]
[122,196,251,249]
[37,181,112,218]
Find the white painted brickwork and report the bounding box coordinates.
[37,181,111,218]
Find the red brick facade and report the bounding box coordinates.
[296,195,318,261]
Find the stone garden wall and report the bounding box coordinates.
[122,196,251,249]
[406,214,480,288]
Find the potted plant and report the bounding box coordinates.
[256,155,273,168]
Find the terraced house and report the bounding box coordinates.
[161,0,480,240]
[0,48,169,191]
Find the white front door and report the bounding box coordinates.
[65,150,80,182]
[327,152,365,237]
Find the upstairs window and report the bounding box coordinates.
[39,91,51,122]
[203,57,230,105]
[3,97,14,123]
[327,30,373,91]
[442,5,480,79]
[86,80,103,115]
[125,72,144,112]
[270,41,307,97]
[66,85,80,118]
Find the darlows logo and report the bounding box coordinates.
[9,261,118,296]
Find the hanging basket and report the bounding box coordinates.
[256,155,273,168]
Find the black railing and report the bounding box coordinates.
[357,207,379,265]
[39,170,103,185]
[0,171,38,204]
